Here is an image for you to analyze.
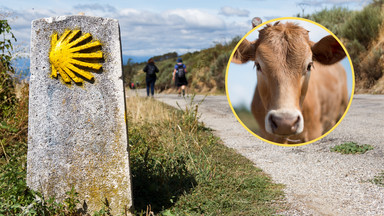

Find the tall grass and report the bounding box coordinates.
[126,94,286,215]
[126,92,172,123]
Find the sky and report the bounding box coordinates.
[0,0,369,62]
[226,18,354,108]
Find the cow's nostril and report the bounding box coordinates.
[269,115,278,130]
[291,116,301,130]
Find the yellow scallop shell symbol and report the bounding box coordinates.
[49,29,103,84]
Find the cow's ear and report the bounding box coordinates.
[312,35,346,65]
[232,39,257,64]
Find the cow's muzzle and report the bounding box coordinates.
[265,109,304,136]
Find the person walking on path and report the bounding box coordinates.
[173,58,188,97]
[143,58,159,97]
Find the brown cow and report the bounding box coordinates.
[232,22,348,144]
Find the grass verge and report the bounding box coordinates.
[127,93,286,215]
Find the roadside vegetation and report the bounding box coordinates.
[330,142,374,154]
[126,92,286,215]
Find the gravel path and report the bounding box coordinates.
[133,90,384,216]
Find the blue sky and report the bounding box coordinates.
[1,0,368,60]
[227,18,354,108]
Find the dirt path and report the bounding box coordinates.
[132,90,384,215]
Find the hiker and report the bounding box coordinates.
[173,58,188,97]
[143,58,159,97]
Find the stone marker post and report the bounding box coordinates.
[27,15,132,214]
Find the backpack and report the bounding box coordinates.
[177,64,185,78]
[147,64,156,75]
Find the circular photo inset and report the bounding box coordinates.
[226,17,354,146]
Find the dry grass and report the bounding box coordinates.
[356,23,384,93]
[125,90,173,124]
[0,82,29,165]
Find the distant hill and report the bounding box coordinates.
[123,37,240,94]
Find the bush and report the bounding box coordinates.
[341,4,383,48]
[306,7,353,37]
[359,47,384,87]
[210,51,231,91]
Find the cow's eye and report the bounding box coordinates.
[307,62,313,71]
[256,63,262,72]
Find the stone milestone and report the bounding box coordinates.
[27,15,132,214]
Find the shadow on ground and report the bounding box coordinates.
[130,146,197,213]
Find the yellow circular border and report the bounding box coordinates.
[225,17,355,147]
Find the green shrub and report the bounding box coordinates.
[0,19,17,120]
[210,51,231,91]
[330,142,374,154]
[306,7,353,37]
[341,4,383,48]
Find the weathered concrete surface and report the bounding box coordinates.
[28,15,132,214]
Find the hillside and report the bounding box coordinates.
[301,0,384,93]
[123,37,240,94]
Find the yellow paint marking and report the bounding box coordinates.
[67,33,91,48]
[71,51,103,58]
[51,65,57,78]
[69,59,102,70]
[67,64,94,80]
[57,67,71,83]
[69,41,102,53]
[49,30,103,85]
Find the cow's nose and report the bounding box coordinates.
[269,113,301,135]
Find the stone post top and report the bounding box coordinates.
[32,15,118,25]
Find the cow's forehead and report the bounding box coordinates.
[256,22,312,67]
[258,22,310,40]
